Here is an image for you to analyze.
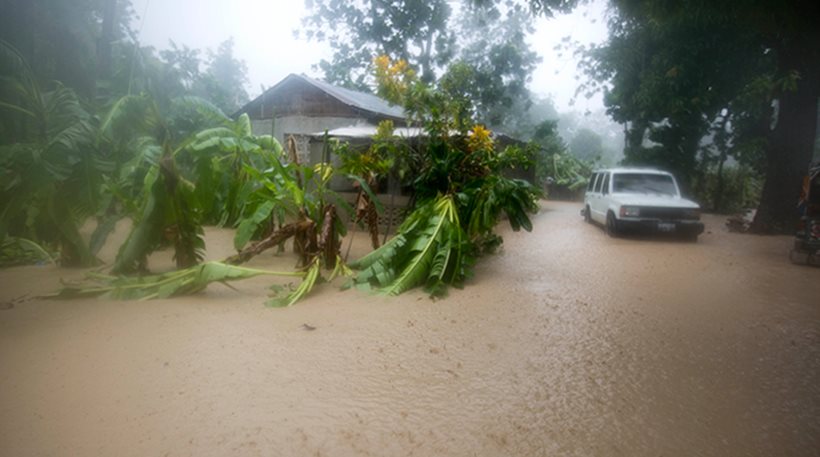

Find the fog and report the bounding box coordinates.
[130,0,609,113]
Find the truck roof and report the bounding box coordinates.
[591,167,672,175]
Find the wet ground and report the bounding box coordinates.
[1,201,818,456]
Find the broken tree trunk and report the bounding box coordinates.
[226,220,313,265]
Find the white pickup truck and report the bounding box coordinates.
[582,168,704,241]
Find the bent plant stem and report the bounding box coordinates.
[267,256,322,307]
[318,204,339,268]
[226,219,314,265]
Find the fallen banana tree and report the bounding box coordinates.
[52,134,358,307]
[350,194,465,296]
[50,262,303,301]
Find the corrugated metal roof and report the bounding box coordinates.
[300,75,406,120]
[234,74,406,121]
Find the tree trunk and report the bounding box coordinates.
[751,47,820,234]
[226,220,313,265]
[714,149,727,213]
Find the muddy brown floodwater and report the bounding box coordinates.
[1,201,819,456]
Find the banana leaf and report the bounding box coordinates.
[0,236,55,267]
[351,195,468,296]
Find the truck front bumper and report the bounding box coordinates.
[617,218,705,235]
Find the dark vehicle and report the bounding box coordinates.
[790,160,820,265]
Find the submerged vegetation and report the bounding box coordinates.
[56,56,538,303]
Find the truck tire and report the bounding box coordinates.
[606,212,619,237]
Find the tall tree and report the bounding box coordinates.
[0,0,134,97]
[158,38,250,114]
[302,0,552,127]
[445,3,541,127]
[196,38,250,114]
[301,0,455,88]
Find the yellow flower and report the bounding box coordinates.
[467,125,494,153]
[373,55,417,105]
[374,55,390,74]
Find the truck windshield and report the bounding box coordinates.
[612,173,678,196]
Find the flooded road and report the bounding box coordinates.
[1,201,818,456]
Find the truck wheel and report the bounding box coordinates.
[584,206,592,224]
[606,212,619,237]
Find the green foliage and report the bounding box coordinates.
[301,0,455,87]
[349,58,540,297]
[0,41,105,266]
[100,94,287,274]
[232,141,352,258]
[464,176,539,236]
[267,257,323,307]
[351,195,467,296]
[544,152,592,192]
[581,0,820,231]
[302,0,544,127]
[161,38,250,114]
[0,237,56,267]
[693,165,764,214]
[0,0,135,98]
[445,4,540,126]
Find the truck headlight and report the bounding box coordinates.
[683,209,701,220]
[620,206,640,217]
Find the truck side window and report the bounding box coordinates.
[601,173,610,195]
[587,173,597,191]
[594,173,604,193]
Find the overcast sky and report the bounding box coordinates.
[130,0,609,112]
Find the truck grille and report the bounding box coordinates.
[639,207,695,220]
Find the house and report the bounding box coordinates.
[234,73,535,190]
[233,73,406,164]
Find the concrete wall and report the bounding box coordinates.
[251,115,374,192]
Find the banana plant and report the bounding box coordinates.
[0,41,108,266]
[545,152,592,191]
[186,113,283,227]
[229,135,353,265]
[100,94,222,273]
